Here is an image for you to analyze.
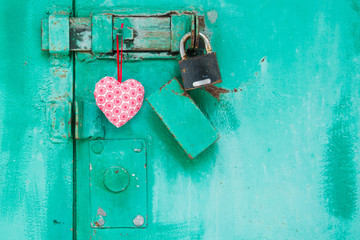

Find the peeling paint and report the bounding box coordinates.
[207,10,218,24]
[259,56,268,74]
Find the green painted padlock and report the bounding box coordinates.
[147,78,219,159]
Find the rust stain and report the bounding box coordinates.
[204,85,230,100]
[170,89,190,97]
[203,85,242,100]
[56,10,68,15]
[159,84,167,91]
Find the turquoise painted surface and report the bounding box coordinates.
[74,0,360,239]
[0,0,73,239]
[0,0,360,239]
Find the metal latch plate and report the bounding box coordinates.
[41,12,205,54]
[89,139,147,228]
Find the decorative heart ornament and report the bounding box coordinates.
[94,76,145,128]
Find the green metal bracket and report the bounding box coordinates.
[75,100,105,139]
[112,16,170,51]
[170,14,192,52]
[147,78,219,159]
[112,17,135,42]
[41,19,49,51]
[47,100,72,143]
[41,12,205,56]
[89,139,147,228]
[92,15,113,53]
[49,14,70,55]
[45,12,73,143]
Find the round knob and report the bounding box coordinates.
[104,166,130,193]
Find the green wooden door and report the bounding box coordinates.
[0,1,74,239]
[1,0,360,239]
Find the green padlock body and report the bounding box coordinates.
[146,78,219,159]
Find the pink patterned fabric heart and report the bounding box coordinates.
[94,76,144,128]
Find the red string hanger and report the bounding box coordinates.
[94,22,145,128]
[116,23,124,83]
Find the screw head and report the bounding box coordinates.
[133,215,145,227]
[91,141,104,154]
[93,214,105,227]
[132,140,144,153]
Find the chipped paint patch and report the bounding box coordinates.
[100,0,114,7]
[259,56,268,74]
[207,10,218,24]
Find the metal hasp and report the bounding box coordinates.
[179,32,222,90]
[48,15,70,54]
[41,12,205,55]
[147,78,219,159]
[92,15,113,53]
[89,140,147,228]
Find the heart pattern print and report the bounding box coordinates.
[94,76,144,128]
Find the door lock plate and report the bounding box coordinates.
[89,139,147,228]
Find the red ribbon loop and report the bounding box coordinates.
[116,23,124,83]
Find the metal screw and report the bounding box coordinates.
[133,215,145,227]
[132,140,144,153]
[93,214,105,227]
[91,141,104,154]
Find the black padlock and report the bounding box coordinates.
[179,32,222,91]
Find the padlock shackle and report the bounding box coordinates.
[180,32,212,60]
